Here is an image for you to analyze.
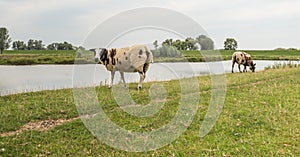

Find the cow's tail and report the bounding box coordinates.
[143,63,150,74]
[145,47,153,63]
[232,53,236,63]
[143,46,153,75]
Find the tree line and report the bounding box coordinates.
[0,27,78,54]
[2,26,269,55]
[151,35,215,57]
[153,35,239,52]
[154,35,215,51]
[12,40,76,51]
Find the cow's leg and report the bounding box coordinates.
[238,64,242,73]
[109,71,115,89]
[135,65,146,89]
[243,65,247,72]
[119,71,127,88]
[138,71,145,89]
[143,63,150,75]
[231,61,235,73]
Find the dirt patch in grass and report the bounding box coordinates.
[0,113,100,137]
[1,117,79,137]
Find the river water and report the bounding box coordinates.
[0,60,299,96]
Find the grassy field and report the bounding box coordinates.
[0,49,299,65]
[0,50,94,65]
[0,67,299,156]
[1,50,77,55]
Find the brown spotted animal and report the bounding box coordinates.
[94,44,153,89]
[231,51,256,73]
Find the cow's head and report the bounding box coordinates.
[249,62,256,72]
[93,48,108,64]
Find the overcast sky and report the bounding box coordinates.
[1,0,300,50]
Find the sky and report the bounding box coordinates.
[1,0,300,50]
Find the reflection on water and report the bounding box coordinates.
[0,60,299,96]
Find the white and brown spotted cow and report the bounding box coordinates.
[94,44,153,89]
[231,51,256,73]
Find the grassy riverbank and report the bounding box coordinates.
[0,50,93,65]
[0,49,299,65]
[1,67,299,156]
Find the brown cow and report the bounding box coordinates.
[231,51,256,73]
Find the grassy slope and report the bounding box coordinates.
[0,67,299,156]
[1,49,300,65]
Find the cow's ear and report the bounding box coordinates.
[103,48,108,54]
[100,48,107,55]
[110,48,116,53]
[100,48,108,60]
[112,49,117,55]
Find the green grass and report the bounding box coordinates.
[1,49,300,65]
[265,61,299,70]
[0,50,94,65]
[2,50,77,55]
[1,67,299,156]
[182,49,300,62]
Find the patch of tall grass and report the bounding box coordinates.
[265,61,299,70]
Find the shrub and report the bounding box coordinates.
[287,48,298,51]
[152,45,182,57]
[274,48,286,51]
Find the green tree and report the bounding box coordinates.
[34,40,45,50]
[47,42,75,50]
[153,40,158,50]
[0,27,12,54]
[224,38,238,50]
[27,39,35,50]
[185,37,198,50]
[27,39,45,50]
[172,39,184,50]
[162,38,173,47]
[12,41,27,50]
[57,41,74,50]
[196,35,214,50]
[47,43,58,50]
[152,45,181,57]
[78,46,85,50]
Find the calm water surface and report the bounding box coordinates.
[0,60,299,96]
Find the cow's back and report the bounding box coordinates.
[233,51,248,64]
[114,44,153,72]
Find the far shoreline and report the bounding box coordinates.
[0,49,299,65]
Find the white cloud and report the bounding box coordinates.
[0,0,299,49]
[221,1,300,21]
